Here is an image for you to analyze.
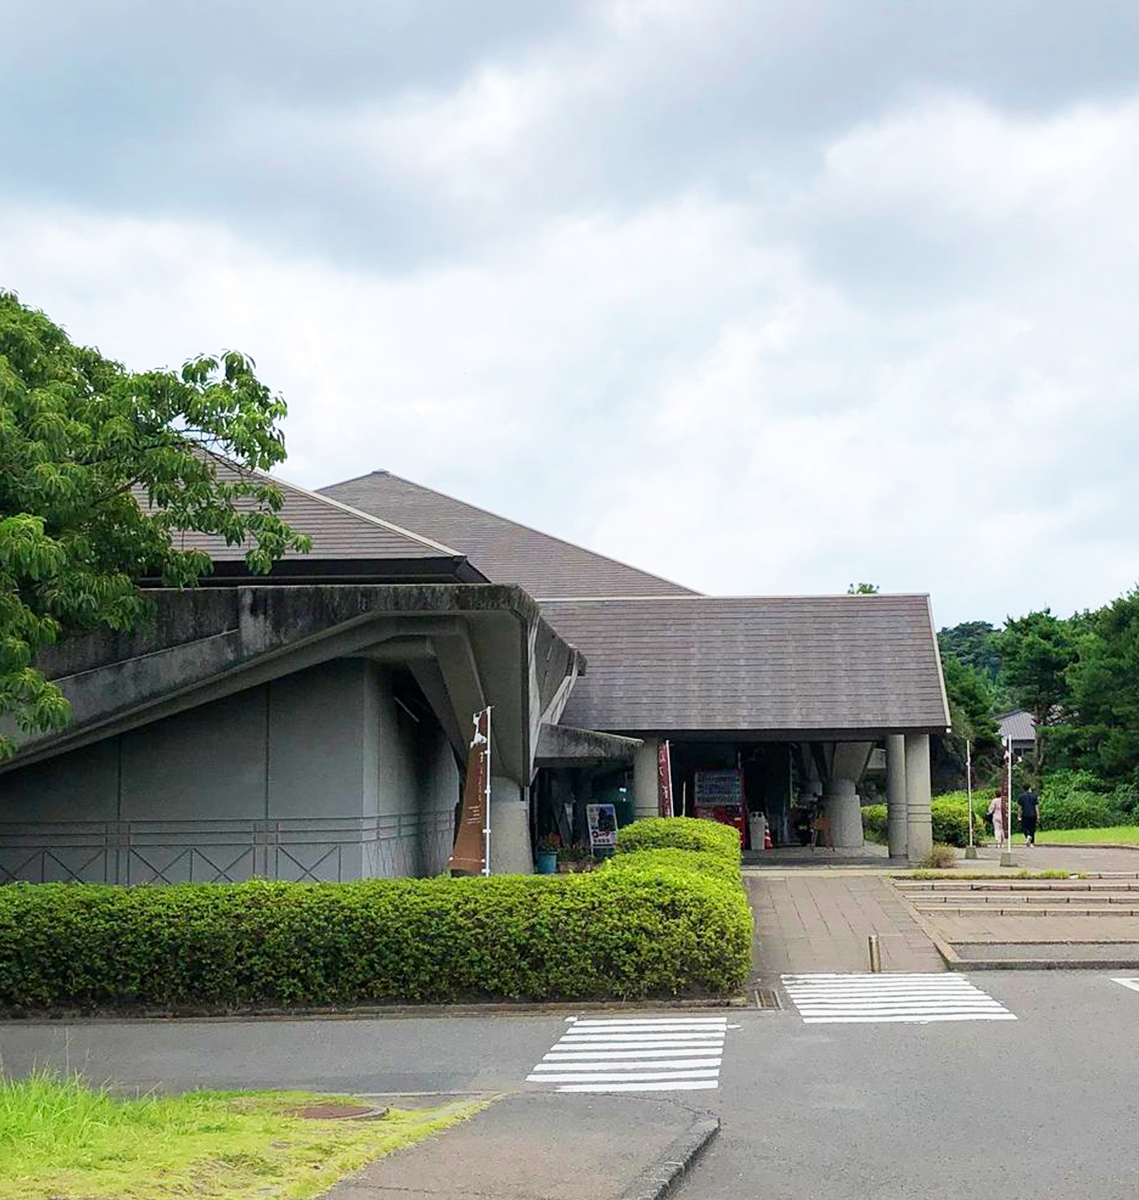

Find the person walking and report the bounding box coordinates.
[1019,786,1040,848]
[988,791,1005,847]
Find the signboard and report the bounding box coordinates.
[448,708,492,876]
[586,802,618,852]
[657,739,674,817]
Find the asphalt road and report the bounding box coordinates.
[4,972,1139,1197]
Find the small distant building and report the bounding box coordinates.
[997,709,1036,760]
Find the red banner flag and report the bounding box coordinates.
[449,708,491,876]
[658,739,674,817]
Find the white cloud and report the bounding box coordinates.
[5,52,1139,629]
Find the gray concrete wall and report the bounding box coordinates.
[0,660,457,885]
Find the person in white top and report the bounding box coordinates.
[988,791,1005,846]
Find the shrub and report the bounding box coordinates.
[920,844,958,869]
[615,816,742,864]
[0,864,752,1012]
[862,804,887,844]
[604,847,740,883]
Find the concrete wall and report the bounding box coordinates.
[0,660,457,884]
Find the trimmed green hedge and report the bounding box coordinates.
[615,816,742,864]
[604,847,741,883]
[862,796,989,848]
[0,850,752,1011]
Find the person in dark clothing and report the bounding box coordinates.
[1019,787,1040,847]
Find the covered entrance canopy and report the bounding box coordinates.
[537,594,952,863]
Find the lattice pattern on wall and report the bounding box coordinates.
[0,812,455,885]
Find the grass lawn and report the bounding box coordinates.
[0,1072,485,1200]
[1012,825,1139,845]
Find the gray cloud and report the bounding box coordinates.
[3,1,1139,626]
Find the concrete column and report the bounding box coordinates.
[489,776,532,874]
[822,778,863,848]
[886,734,907,860]
[904,733,933,863]
[633,737,661,820]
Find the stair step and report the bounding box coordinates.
[913,904,1139,917]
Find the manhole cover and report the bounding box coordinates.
[291,1103,389,1121]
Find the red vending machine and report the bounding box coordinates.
[693,769,747,845]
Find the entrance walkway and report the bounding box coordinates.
[746,874,945,980]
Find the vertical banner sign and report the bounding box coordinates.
[449,707,492,876]
[657,739,674,817]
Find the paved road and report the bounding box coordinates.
[6,972,1139,1197]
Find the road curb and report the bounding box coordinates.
[0,996,751,1025]
[618,1114,721,1200]
[951,956,1139,971]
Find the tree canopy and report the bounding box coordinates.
[0,292,308,759]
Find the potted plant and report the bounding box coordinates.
[535,835,560,875]
[557,842,595,873]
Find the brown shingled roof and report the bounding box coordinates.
[319,471,698,598]
[540,594,951,736]
[137,458,478,579]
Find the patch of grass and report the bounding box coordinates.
[0,1071,485,1200]
[1012,826,1139,845]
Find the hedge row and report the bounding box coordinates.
[0,819,752,1012]
[862,797,988,848]
[616,815,743,864]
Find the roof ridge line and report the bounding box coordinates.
[538,592,931,602]
[213,455,465,557]
[321,469,700,595]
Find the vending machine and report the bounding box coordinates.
[693,769,747,845]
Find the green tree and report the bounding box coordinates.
[0,292,308,758]
[846,582,880,594]
[1065,587,1139,782]
[933,653,1001,788]
[938,620,1001,681]
[994,609,1077,782]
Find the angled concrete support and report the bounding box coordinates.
[823,778,863,848]
[904,733,933,863]
[886,734,907,860]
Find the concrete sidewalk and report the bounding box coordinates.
[322,1091,718,1200]
[747,874,945,977]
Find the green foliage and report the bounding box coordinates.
[615,816,742,864]
[862,804,888,844]
[941,656,1000,749]
[0,292,307,758]
[863,795,992,848]
[0,864,752,1010]
[938,620,1002,683]
[846,582,880,594]
[603,847,740,883]
[995,609,1078,779]
[920,844,958,869]
[1065,587,1139,783]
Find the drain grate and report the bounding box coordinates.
[754,987,782,1010]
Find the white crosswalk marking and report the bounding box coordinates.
[1110,977,1139,995]
[782,973,1016,1024]
[526,1016,729,1092]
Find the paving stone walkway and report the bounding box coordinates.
[746,873,945,979]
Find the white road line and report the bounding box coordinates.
[544,1048,725,1059]
[527,1069,721,1083]
[527,1015,731,1093]
[1110,977,1139,995]
[554,1080,720,1093]
[782,972,1016,1024]
[525,1065,715,1075]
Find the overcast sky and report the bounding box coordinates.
[4,1,1139,627]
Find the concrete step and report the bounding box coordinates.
[897,880,1139,892]
[913,892,1139,905]
[913,903,1139,917]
